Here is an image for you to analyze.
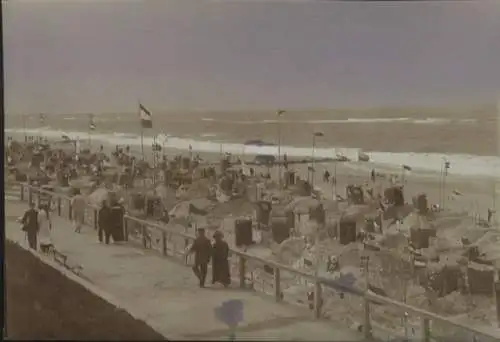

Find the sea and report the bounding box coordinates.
[5,108,500,179]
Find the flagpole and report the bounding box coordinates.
[22,114,27,142]
[39,114,44,143]
[139,100,145,160]
[152,135,156,184]
[88,115,92,151]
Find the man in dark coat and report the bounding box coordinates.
[187,228,212,288]
[21,202,39,250]
[98,200,112,244]
[211,231,231,288]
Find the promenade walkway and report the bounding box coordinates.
[5,200,363,341]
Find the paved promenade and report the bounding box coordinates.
[5,200,363,341]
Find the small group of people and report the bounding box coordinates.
[97,199,126,244]
[21,202,53,253]
[186,228,231,288]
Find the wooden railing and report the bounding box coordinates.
[18,183,500,342]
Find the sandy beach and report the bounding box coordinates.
[5,109,500,220]
[5,116,500,333]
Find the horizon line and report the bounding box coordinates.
[5,102,498,117]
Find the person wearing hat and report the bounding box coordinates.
[211,231,231,288]
[20,202,39,250]
[186,228,212,288]
[98,200,112,244]
[38,204,53,253]
[71,188,86,233]
[109,198,126,242]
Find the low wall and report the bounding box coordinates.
[4,240,166,340]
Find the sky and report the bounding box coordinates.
[3,0,500,114]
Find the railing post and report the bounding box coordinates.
[274,267,281,302]
[68,200,73,220]
[28,186,33,206]
[93,209,98,230]
[314,280,322,319]
[239,255,246,288]
[421,317,431,342]
[184,235,190,264]
[123,217,128,242]
[142,225,147,248]
[494,268,500,328]
[162,231,167,256]
[361,255,372,340]
[57,197,62,216]
[20,184,24,201]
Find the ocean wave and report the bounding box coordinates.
[198,117,477,125]
[6,127,499,178]
[112,132,139,139]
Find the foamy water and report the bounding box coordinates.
[201,117,477,125]
[5,127,500,179]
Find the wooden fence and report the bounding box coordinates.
[18,183,500,342]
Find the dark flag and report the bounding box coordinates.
[444,161,451,176]
[402,164,412,171]
[139,103,153,129]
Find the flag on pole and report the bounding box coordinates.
[139,103,153,128]
[89,114,96,130]
[444,161,451,176]
[402,165,412,171]
[314,132,324,137]
[277,110,285,117]
[39,113,46,125]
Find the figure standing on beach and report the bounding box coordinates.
[371,169,376,182]
[98,200,112,244]
[21,202,39,250]
[212,231,231,288]
[38,204,53,253]
[323,169,330,183]
[488,208,494,224]
[186,228,212,288]
[71,188,86,233]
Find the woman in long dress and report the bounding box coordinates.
[211,231,231,287]
[38,205,53,253]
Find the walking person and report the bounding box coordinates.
[109,199,126,242]
[71,188,86,233]
[186,228,212,288]
[21,202,39,250]
[38,204,53,254]
[98,200,112,244]
[211,231,231,288]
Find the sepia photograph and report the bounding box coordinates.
[3,0,500,341]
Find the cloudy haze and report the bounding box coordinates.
[3,0,500,114]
